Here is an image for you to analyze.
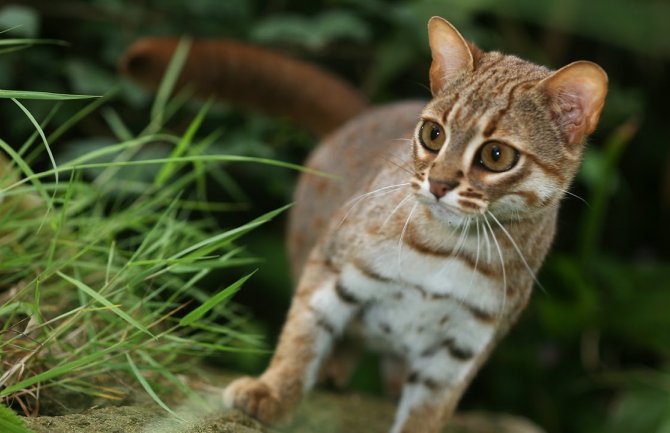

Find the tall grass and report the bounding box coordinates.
[0,37,297,428]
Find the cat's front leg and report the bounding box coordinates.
[389,375,465,433]
[223,257,358,424]
[389,337,496,433]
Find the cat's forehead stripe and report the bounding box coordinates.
[440,92,459,124]
[481,78,541,138]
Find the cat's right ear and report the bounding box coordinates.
[427,17,475,96]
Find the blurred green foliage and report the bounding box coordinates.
[0,1,669,432]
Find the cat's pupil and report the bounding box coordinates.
[430,125,440,142]
[490,145,501,161]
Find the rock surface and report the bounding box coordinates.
[24,370,545,433]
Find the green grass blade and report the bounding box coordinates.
[60,155,334,178]
[12,98,58,184]
[0,90,97,100]
[1,155,332,196]
[47,91,114,144]
[0,137,49,203]
[57,272,153,337]
[180,270,257,326]
[0,404,34,433]
[18,101,61,157]
[61,134,176,167]
[0,346,117,397]
[136,350,207,406]
[101,107,134,142]
[579,120,638,264]
[125,353,183,420]
[169,204,291,262]
[154,99,212,186]
[149,37,191,129]
[0,38,67,47]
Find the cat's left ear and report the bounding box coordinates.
[427,17,478,96]
[540,61,608,147]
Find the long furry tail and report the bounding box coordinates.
[119,38,368,137]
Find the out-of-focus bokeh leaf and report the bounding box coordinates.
[607,384,670,433]
[0,5,39,38]
[65,59,117,96]
[251,10,371,50]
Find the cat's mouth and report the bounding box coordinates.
[415,194,483,227]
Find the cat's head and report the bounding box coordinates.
[411,17,607,226]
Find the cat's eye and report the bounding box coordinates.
[478,141,519,172]
[419,120,445,152]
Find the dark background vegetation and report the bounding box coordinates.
[1,1,669,432]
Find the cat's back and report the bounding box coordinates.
[287,101,426,279]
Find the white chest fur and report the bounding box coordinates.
[311,233,504,365]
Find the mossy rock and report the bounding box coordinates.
[24,369,544,433]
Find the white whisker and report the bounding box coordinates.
[397,203,418,265]
[556,187,591,208]
[432,216,470,279]
[338,183,410,227]
[464,218,482,298]
[343,183,410,208]
[487,211,546,293]
[381,194,413,230]
[481,218,492,263]
[483,215,506,317]
[453,217,471,257]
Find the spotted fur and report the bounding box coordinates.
[220,17,607,433]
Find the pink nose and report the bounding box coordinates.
[429,179,459,199]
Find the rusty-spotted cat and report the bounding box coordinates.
[122,15,607,433]
[222,17,606,433]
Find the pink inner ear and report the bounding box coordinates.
[554,88,588,146]
[543,62,608,147]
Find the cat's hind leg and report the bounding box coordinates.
[381,354,408,398]
[318,334,363,390]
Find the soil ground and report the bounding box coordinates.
[23,369,545,433]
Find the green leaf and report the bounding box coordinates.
[180,270,257,326]
[57,272,153,337]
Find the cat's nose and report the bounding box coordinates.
[429,178,459,199]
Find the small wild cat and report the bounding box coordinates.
[121,16,607,433]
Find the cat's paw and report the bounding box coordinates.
[222,376,283,424]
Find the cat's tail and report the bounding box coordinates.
[119,38,368,137]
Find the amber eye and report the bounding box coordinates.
[419,121,445,152]
[478,141,519,172]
